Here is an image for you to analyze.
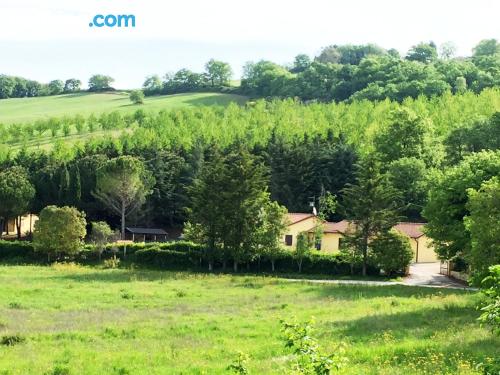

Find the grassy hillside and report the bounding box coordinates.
[0,92,248,124]
[0,265,496,374]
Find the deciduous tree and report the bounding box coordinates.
[205,59,232,87]
[424,150,500,262]
[88,75,115,91]
[0,166,35,239]
[33,205,87,260]
[464,177,500,274]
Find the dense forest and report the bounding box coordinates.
[1,90,499,229]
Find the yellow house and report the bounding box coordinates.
[283,213,346,252]
[283,213,319,248]
[283,214,438,263]
[1,214,38,238]
[393,222,438,263]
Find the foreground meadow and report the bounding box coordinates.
[0,265,497,374]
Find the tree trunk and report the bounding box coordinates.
[233,260,238,272]
[362,238,368,277]
[121,201,126,240]
[271,259,275,272]
[208,261,213,272]
[222,260,227,271]
[246,262,250,271]
[0,218,3,239]
[298,259,302,273]
[16,216,21,240]
[350,263,354,275]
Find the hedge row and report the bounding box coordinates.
[103,240,203,255]
[0,240,36,260]
[0,240,380,276]
[134,246,381,275]
[0,240,206,263]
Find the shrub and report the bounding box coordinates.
[135,248,195,268]
[281,318,347,374]
[8,302,22,309]
[157,241,205,253]
[104,242,147,255]
[46,365,71,375]
[89,221,116,260]
[478,265,500,335]
[227,352,250,374]
[371,230,413,276]
[1,335,25,346]
[129,90,145,104]
[103,257,121,269]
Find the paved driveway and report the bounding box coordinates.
[286,262,472,290]
[404,262,467,288]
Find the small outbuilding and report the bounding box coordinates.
[125,227,168,242]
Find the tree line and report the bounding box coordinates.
[0,75,115,99]
[240,39,500,102]
[2,39,498,103]
[143,59,233,96]
[141,39,500,102]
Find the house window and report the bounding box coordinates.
[315,240,321,250]
[285,235,293,246]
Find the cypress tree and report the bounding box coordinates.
[341,157,402,276]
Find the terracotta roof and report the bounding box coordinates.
[287,213,315,225]
[323,220,350,233]
[393,222,425,239]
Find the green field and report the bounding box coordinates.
[0,92,248,124]
[0,265,496,374]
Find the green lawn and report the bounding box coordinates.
[0,92,248,124]
[0,265,496,374]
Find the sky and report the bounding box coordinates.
[0,0,498,89]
